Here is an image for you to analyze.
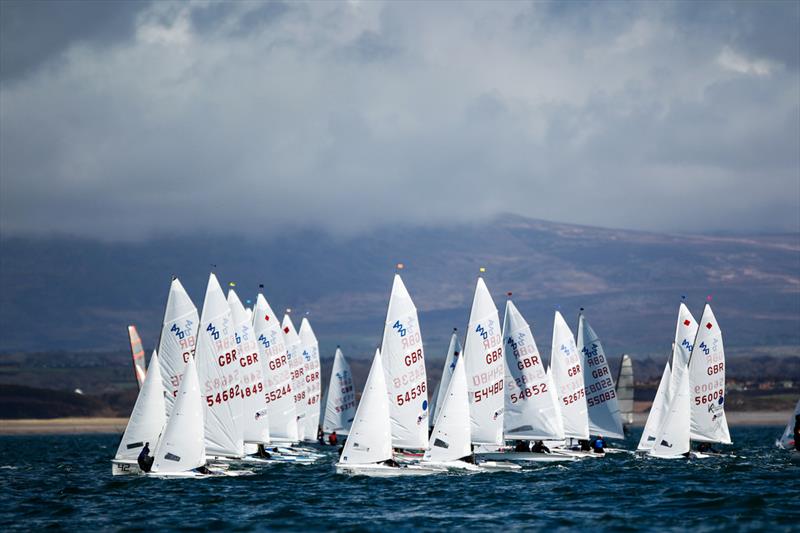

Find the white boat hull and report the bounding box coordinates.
[335,463,436,477]
[111,459,142,476]
[476,451,578,463]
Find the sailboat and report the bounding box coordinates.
[157,277,200,417]
[430,329,462,430]
[253,291,298,443]
[322,347,356,436]
[548,311,594,457]
[282,314,306,441]
[298,318,322,440]
[775,398,800,451]
[195,273,244,458]
[577,312,624,440]
[649,303,732,459]
[127,325,147,389]
[464,277,505,448]
[637,363,672,453]
[149,354,207,477]
[336,349,433,476]
[228,288,270,447]
[477,299,572,463]
[616,354,635,430]
[112,351,166,475]
[379,274,429,450]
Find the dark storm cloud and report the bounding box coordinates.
[0,0,797,240]
[0,0,151,82]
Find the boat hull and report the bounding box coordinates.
[335,463,436,477]
[111,460,142,476]
[476,451,578,463]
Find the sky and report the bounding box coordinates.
[1,0,798,240]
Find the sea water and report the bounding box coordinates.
[0,426,797,531]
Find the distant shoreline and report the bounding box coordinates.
[0,411,791,436]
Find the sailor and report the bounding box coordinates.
[383,458,401,468]
[514,440,528,452]
[591,435,606,454]
[696,442,717,454]
[317,426,324,444]
[531,440,550,454]
[328,431,338,446]
[256,444,272,459]
[194,465,212,475]
[579,439,591,452]
[137,442,154,473]
[793,415,800,451]
[461,453,476,464]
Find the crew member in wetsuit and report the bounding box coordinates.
[137,442,154,473]
[328,431,338,446]
[195,465,212,475]
[579,439,591,452]
[697,442,717,454]
[317,426,324,444]
[793,415,800,451]
[461,453,476,464]
[531,440,550,454]
[591,435,606,454]
[383,458,400,467]
[256,444,272,459]
[514,440,529,452]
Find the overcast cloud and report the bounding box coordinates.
[1,0,798,240]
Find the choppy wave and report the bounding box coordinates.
[0,427,797,531]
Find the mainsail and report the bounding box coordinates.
[776,398,800,449]
[151,354,205,473]
[503,299,564,441]
[550,311,589,440]
[637,362,671,451]
[127,325,147,389]
[616,354,635,426]
[299,318,323,440]
[464,277,504,445]
[253,293,297,443]
[650,349,692,457]
[380,274,428,449]
[431,330,462,429]
[228,289,270,444]
[282,314,306,441]
[338,349,393,466]
[322,347,356,435]
[157,277,199,417]
[115,351,166,461]
[194,273,244,457]
[423,355,471,463]
[577,313,624,439]
[689,304,731,444]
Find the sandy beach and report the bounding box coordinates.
[0,411,792,435]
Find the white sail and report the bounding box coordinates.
[776,398,800,449]
[578,313,624,439]
[157,277,200,417]
[650,351,692,457]
[616,354,635,426]
[253,293,298,443]
[689,304,731,444]
[423,355,471,463]
[503,300,564,440]
[298,318,323,440]
[282,314,306,441]
[151,354,206,473]
[195,273,244,457]
[432,330,463,428]
[380,274,429,449]
[115,351,166,460]
[550,311,589,440]
[670,303,698,400]
[637,363,671,451]
[338,349,393,465]
[322,347,356,434]
[428,381,441,430]
[228,289,270,444]
[464,277,504,445]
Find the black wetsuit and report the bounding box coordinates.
[137,444,154,472]
[793,416,800,451]
[531,441,550,454]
